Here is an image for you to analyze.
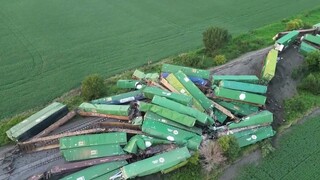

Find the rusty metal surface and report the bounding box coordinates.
[77,111,130,121]
[105,128,143,134]
[99,122,141,130]
[50,154,132,175]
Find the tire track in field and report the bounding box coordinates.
[0,9,45,83]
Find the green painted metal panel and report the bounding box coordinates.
[219,81,267,94]
[117,80,144,89]
[93,169,121,180]
[216,101,259,116]
[142,119,202,150]
[123,135,170,154]
[142,86,192,106]
[212,75,259,84]
[60,161,127,180]
[152,96,213,125]
[6,102,67,141]
[261,49,278,82]
[78,103,130,116]
[276,30,299,46]
[166,73,204,111]
[304,34,320,46]
[133,69,159,81]
[62,144,125,162]
[214,87,266,105]
[121,147,191,179]
[174,71,213,111]
[139,102,196,127]
[235,126,276,147]
[214,109,227,124]
[299,41,319,56]
[162,64,210,79]
[91,91,144,105]
[59,133,127,150]
[144,112,202,135]
[228,110,273,129]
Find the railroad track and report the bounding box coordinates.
[1,117,116,178]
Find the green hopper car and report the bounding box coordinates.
[162,63,211,79]
[299,41,319,56]
[78,102,130,116]
[212,75,259,84]
[261,49,278,82]
[61,144,125,162]
[142,86,192,106]
[91,91,144,105]
[139,102,196,127]
[60,161,127,180]
[174,71,213,111]
[219,80,267,94]
[6,102,68,141]
[144,111,203,135]
[152,96,213,125]
[120,147,191,179]
[133,69,159,81]
[59,132,127,150]
[234,126,276,147]
[214,87,266,106]
[142,119,202,150]
[274,30,299,51]
[228,110,273,129]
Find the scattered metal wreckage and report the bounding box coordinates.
[2,23,319,179]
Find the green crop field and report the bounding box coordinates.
[238,116,320,179]
[1,0,320,119]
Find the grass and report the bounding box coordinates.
[1,1,320,119]
[237,116,320,180]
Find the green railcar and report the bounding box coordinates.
[234,126,276,147]
[274,30,299,51]
[303,34,320,46]
[123,135,170,154]
[142,119,202,150]
[227,110,273,129]
[152,96,213,125]
[60,161,127,180]
[174,71,213,111]
[144,112,202,135]
[166,73,204,111]
[212,75,259,84]
[91,91,144,105]
[216,101,259,116]
[61,144,125,162]
[78,102,130,116]
[299,41,319,56]
[139,102,196,127]
[133,69,159,81]
[162,64,210,79]
[214,87,266,106]
[142,86,192,106]
[120,147,191,179]
[116,80,144,89]
[59,132,127,150]
[6,102,68,141]
[261,49,278,82]
[219,80,267,94]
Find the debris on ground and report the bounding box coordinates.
[1,22,319,180]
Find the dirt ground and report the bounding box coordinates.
[213,45,305,180]
[0,46,306,180]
